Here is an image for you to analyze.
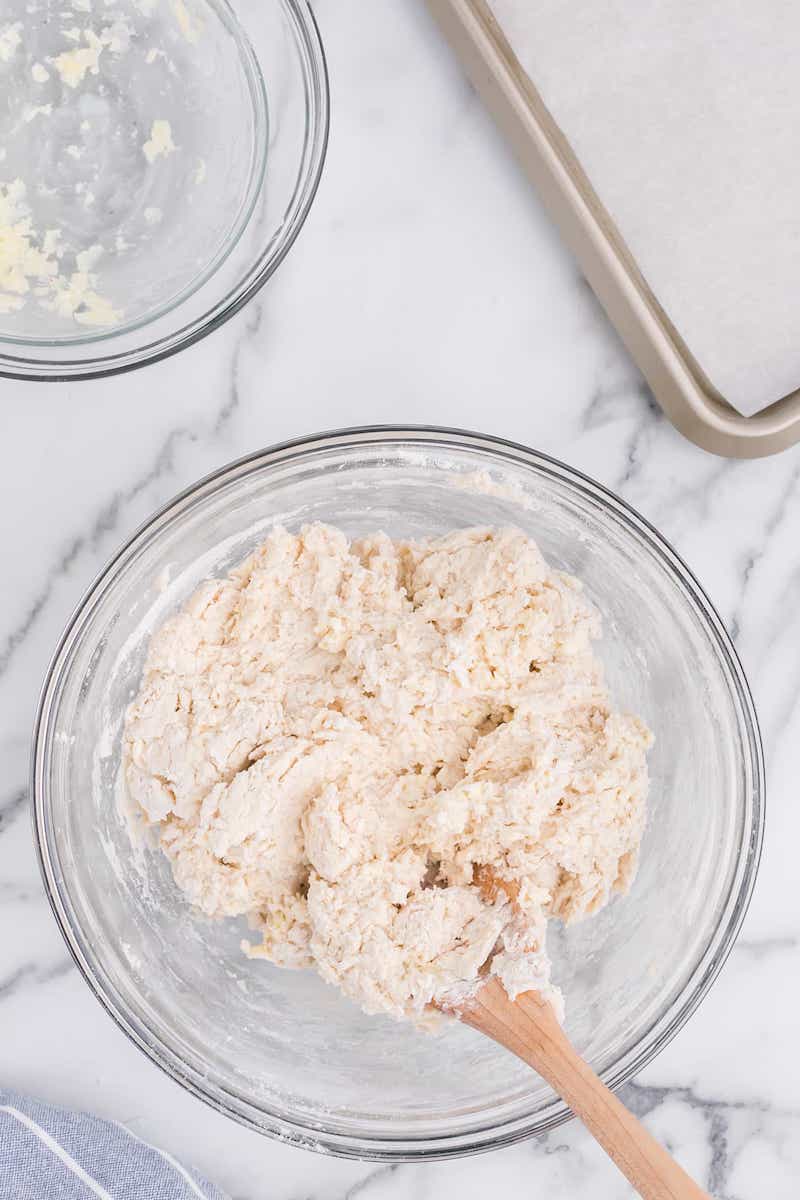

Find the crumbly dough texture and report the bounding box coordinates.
[124,524,652,1023]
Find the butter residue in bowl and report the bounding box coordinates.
[0,0,209,335]
[142,119,176,164]
[51,29,105,88]
[123,523,653,1027]
[0,179,120,324]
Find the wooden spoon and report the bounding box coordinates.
[446,978,709,1199]
[438,868,711,1199]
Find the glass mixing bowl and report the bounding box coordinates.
[33,427,764,1160]
[0,0,328,380]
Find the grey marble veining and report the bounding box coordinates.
[0,2,797,1197]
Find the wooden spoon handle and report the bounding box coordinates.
[459,980,711,1200]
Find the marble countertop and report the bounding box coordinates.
[1,3,797,1196]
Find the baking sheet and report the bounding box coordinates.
[489,0,800,418]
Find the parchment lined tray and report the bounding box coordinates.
[427,0,800,457]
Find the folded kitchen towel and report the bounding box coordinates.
[0,1089,229,1200]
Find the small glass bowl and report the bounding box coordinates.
[0,0,328,380]
[32,427,764,1160]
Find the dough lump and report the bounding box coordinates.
[123,524,652,1023]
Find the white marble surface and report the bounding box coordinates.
[0,3,797,1196]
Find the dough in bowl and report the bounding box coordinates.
[123,524,652,1024]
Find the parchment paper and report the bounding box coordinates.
[490,0,800,417]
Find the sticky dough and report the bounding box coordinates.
[123,524,652,1024]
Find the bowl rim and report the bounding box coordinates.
[0,0,330,383]
[31,424,766,1161]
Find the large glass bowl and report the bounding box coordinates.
[32,427,764,1160]
[0,0,328,381]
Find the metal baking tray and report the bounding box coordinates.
[426,0,800,457]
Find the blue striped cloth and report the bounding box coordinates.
[0,1090,228,1199]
